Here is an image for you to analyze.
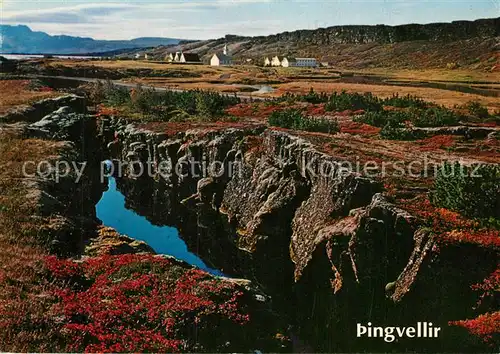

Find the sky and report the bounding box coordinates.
[1,0,498,40]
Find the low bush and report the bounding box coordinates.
[356,106,463,134]
[380,119,425,140]
[302,88,329,104]
[354,110,404,128]
[268,109,339,133]
[325,91,383,112]
[465,101,489,119]
[269,90,437,113]
[430,162,500,219]
[382,93,429,109]
[411,107,462,127]
[96,81,240,122]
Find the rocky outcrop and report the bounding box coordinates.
[0,95,86,123]
[102,116,498,352]
[21,100,106,255]
[84,226,155,256]
[413,125,500,139]
[13,62,203,80]
[256,18,500,45]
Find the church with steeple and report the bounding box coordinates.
[210,44,233,66]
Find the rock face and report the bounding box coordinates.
[8,99,293,353]
[256,18,500,45]
[103,118,497,352]
[85,226,155,256]
[21,99,106,255]
[0,95,87,123]
[13,62,203,80]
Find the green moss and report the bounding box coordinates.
[430,162,500,219]
[268,109,339,134]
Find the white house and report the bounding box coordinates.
[134,53,141,60]
[281,57,297,68]
[179,53,201,63]
[271,56,284,67]
[210,44,232,66]
[294,58,318,67]
[263,57,271,66]
[144,53,150,60]
[165,53,174,62]
[174,52,182,62]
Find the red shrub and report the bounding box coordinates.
[401,197,500,248]
[45,254,250,352]
[306,104,326,116]
[340,121,381,135]
[225,103,254,117]
[471,269,500,307]
[417,135,456,151]
[38,86,54,92]
[449,311,500,345]
[45,255,81,278]
[97,104,119,117]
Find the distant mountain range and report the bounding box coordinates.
[0,25,185,55]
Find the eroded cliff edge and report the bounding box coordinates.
[103,117,498,352]
[1,98,290,352]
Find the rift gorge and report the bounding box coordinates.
[1,80,498,352]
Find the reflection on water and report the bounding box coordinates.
[96,177,224,276]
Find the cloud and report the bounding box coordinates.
[2,4,136,24]
[1,1,278,39]
[1,1,263,25]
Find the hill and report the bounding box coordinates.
[0,25,185,54]
[138,17,499,70]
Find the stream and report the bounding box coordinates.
[96,176,224,276]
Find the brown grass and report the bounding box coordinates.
[270,82,500,112]
[345,68,500,84]
[0,80,60,115]
[49,59,500,83]
[0,129,66,351]
[40,60,499,112]
[48,59,243,74]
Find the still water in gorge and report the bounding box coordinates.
[96,177,224,276]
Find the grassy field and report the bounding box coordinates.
[0,128,67,351]
[46,59,498,111]
[346,68,500,84]
[48,59,500,83]
[0,80,60,114]
[127,75,499,111]
[270,82,500,112]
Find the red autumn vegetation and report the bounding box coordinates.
[449,312,500,345]
[471,269,500,307]
[42,254,251,353]
[340,120,381,136]
[225,103,256,118]
[401,197,500,248]
[225,103,281,120]
[97,104,120,117]
[417,135,457,151]
[37,86,54,92]
[305,103,326,116]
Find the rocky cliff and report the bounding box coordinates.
[102,117,498,352]
[253,18,500,45]
[1,97,290,352]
